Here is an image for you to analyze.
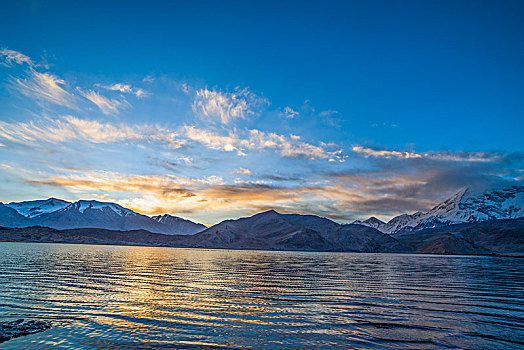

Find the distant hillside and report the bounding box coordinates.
[1,218,522,255]
[0,226,184,246]
[185,210,409,252]
[395,218,524,255]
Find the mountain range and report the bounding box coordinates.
[0,185,523,254]
[0,198,206,235]
[182,210,409,252]
[353,186,524,235]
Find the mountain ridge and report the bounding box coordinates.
[1,198,206,235]
[186,210,409,252]
[1,184,523,249]
[354,185,524,235]
[1,218,522,255]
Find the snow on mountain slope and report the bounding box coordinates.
[2,198,205,235]
[152,214,178,224]
[0,202,30,227]
[352,217,386,230]
[6,198,70,218]
[151,214,207,234]
[356,185,524,235]
[71,200,137,216]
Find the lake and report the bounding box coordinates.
[0,242,522,349]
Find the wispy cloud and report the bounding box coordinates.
[10,70,78,109]
[183,126,246,153]
[19,149,524,225]
[25,170,227,215]
[184,126,343,160]
[77,88,128,115]
[282,106,299,118]
[0,115,184,149]
[352,146,500,162]
[142,75,155,83]
[22,170,310,218]
[2,49,146,113]
[352,146,423,159]
[192,87,268,124]
[20,167,440,223]
[233,168,252,176]
[319,110,342,127]
[98,83,149,98]
[0,48,33,66]
[0,114,340,159]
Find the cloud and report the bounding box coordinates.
[77,88,127,115]
[251,131,332,160]
[322,150,524,220]
[142,75,155,83]
[0,48,33,66]
[22,170,314,219]
[0,114,341,160]
[3,49,521,225]
[425,151,501,162]
[234,168,252,176]
[184,126,342,160]
[319,110,342,127]
[20,149,524,225]
[3,50,146,113]
[282,106,299,118]
[259,173,301,182]
[352,146,500,162]
[98,83,149,98]
[192,87,268,124]
[183,125,247,153]
[10,70,78,109]
[21,167,434,224]
[27,171,223,193]
[0,115,184,149]
[352,146,422,159]
[23,170,232,217]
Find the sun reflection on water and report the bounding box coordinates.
[0,243,523,349]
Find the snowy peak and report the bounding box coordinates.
[5,198,137,218]
[421,186,524,226]
[68,200,137,216]
[352,216,385,229]
[152,214,185,224]
[2,198,204,235]
[421,187,471,222]
[457,186,524,220]
[151,214,207,234]
[6,198,71,218]
[364,217,385,225]
[355,185,524,235]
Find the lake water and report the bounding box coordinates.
[0,242,522,349]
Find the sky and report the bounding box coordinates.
[0,0,523,225]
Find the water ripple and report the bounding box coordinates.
[0,243,523,349]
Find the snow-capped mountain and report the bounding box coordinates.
[355,186,524,235]
[0,202,29,227]
[151,214,208,235]
[352,217,385,230]
[1,198,206,235]
[69,200,137,216]
[6,198,70,218]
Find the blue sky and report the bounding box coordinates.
[0,0,523,225]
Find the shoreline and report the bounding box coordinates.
[1,239,523,258]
